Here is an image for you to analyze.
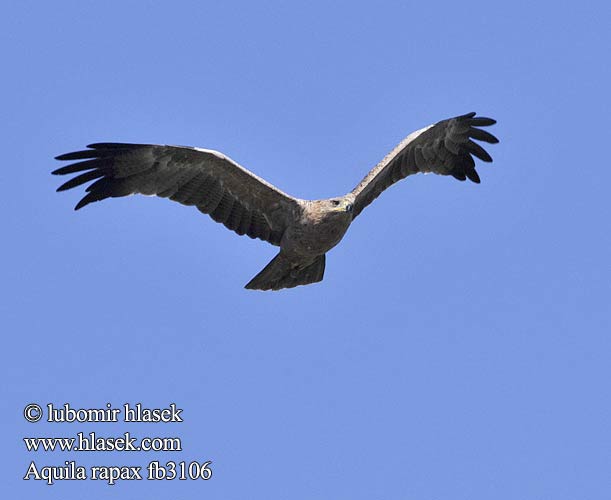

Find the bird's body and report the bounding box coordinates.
[287,199,354,256]
[54,112,498,290]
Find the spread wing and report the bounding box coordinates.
[350,112,499,218]
[53,143,302,246]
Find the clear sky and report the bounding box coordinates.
[3,1,610,499]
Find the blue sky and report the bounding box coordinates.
[3,1,610,498]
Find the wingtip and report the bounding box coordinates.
[466,169,481,183]
[74,193,97,210]
[86,142,145,149]
[56,180,74,192]
[469,116,497,127]
[482,117,498,126]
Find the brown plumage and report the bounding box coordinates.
[53,112,498,290]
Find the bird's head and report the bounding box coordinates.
[305,197,355,224]
[327,198,354,214]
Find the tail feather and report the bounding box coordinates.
[245,253,326,291]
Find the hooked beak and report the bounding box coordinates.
[345,203,353,213]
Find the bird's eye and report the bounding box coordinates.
[331,200,340,206]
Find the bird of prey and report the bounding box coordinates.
[53,112,498,291]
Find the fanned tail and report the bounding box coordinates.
[245,253,326,291]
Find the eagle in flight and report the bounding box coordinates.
[54,112,498,291]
